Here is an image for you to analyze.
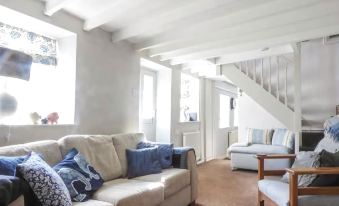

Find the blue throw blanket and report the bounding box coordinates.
[324,115,339,141]
[172,147,195,169]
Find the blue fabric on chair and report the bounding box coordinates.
[53,148,104,202]
[17,152,72,206]
[0,156,26,176]
[126,147,162,178]
[324,115,339,142]
[247,128,273,145]
[272,129,295,150]
[137,141,174,169]
[172,147,195,169]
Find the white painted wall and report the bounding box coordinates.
[301,39,339,129]
[238,93,285,143]
[0,0,140,146]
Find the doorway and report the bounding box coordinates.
[140,69,157,141]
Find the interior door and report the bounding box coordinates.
[140,69,157,141]
[213,88,236,159]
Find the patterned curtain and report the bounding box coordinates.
[0,21,57,66]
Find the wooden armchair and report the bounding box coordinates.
[256,154,339,206]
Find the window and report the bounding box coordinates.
[0,21,75,125]
[219,94,230,128]
[141,73,155,120]
[233,98,239,127]
[180,73,199,122]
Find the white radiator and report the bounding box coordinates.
[183,131,201,161]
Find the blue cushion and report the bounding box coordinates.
[53,148,104,202]
[137,141,173,169]
[126,147,162,178]
[272,128,295,150]
[0,156,25,176]
[17,152,72,206]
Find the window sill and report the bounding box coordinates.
[179,121,200,124]
[0,124,75,127]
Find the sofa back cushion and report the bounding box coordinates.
[0,140,62,166]
[272,128,295,150]
[58,135,122,181]
[246,128,273,145]
[112,133,146,177]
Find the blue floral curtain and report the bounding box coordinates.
[0,21,57,66]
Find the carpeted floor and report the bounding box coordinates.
[196,159,275,206]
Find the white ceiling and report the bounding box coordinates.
[45,0,339,68]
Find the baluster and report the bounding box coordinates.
[285,62,288,105]
[254,60,257,83]
[269,57,272,93]
[246,61,249,76]
[277,57,280,100]
[261,58,264,87]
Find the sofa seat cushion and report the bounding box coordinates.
[258,179,339,206]
[58,135,122,181]
[133,168,190,198]
[92,179,164,206]
[0,140,62,166]
[73,200,113,206]
[228,144,290,155]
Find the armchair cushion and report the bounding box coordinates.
[246,128,273,145]
[272,129,295,150]
[258,179,339,206]
[281,151,320,186]
[310,150,339,186]
[228,144,290,155]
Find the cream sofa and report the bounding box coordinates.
[0,133,198,206]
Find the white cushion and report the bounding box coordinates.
[112,133,145,177]
[228,144,290,154]
[58,135,122,181]
[73,200,112,206]
[133,168,190,198]
[258,179,339,206]
[93,179,164,206]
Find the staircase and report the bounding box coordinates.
[221,55,295,130]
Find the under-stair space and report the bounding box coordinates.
[221,55,296,131]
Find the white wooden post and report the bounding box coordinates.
[292,43,302,153]
[285,63,288,106]
[261,58,264,87]
[269,57,272,93]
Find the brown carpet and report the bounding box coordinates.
[196,159,275,206]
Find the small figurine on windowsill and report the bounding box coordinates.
[30,112,41,124]
[47,112,59,124]
[41,118,48,124]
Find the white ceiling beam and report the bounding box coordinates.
[136,0,324,50]
[44,0,70,16]
[139,51,182,71]
[168,18,339,65]
[215,45,293,65]
[111,0,244,41]
[148,1,339,57]
[160,13,339,61]
[83,0,182,31]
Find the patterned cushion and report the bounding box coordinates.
[0,156,25,176]
[53,148,104,202]
[126,147,162,178]
[246,128,273,145]
[324,115,339,141]
[17,152,72,206]
[137,141,174,169]
[272,128,295,150]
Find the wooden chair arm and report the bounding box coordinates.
[286,167,339,175]
[255,154,296,160]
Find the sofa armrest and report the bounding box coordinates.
[286,167,339,175]
[172,148,198,203]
